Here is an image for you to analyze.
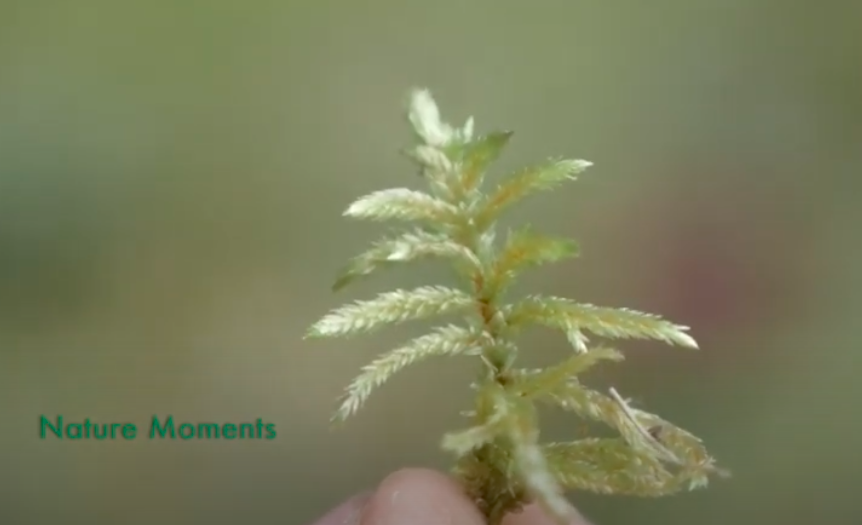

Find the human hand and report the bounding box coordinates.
[310,468,592,525]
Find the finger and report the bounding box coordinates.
[503,502,593,525]
[359,468,486,525]
[309,491,372,525]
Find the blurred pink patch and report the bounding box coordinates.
[635,168,813,369]
[661,216,754,330]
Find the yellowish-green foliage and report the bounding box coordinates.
[306,89,726,525]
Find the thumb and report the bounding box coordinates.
[360,468,486,525]
[503,502,594,525]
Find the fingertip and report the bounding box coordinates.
[360,468,485,525]
[503,502,592,525]
[310,491,372,525]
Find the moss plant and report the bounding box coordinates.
[306,89,726,525]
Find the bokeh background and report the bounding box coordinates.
[1,1,860,524]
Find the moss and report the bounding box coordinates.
[306,89,726,524]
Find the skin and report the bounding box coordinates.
[310,468,592,525]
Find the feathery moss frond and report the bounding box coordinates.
[333,325,485,421]
[506,295,698,349]
[344,188,461,225]
[486,227,579,295]
[514,347,624,398]
[442,384,511,455]
[306,286,473,338]
[537,380,675,454]
[332,229,480,291]
[533,380,724,488]
[454,131,514,194]
[306,88,724,525]
[407,88,460,147]
[476,159,592,229]
[442,419,505,456]
[543,439,674,496]
[629,407,730,486]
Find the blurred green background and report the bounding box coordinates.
[1,1,860,524]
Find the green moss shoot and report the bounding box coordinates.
[306,89,726,525]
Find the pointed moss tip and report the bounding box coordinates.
[677,331,699,349]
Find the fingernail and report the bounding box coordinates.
[311,491,372,525]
